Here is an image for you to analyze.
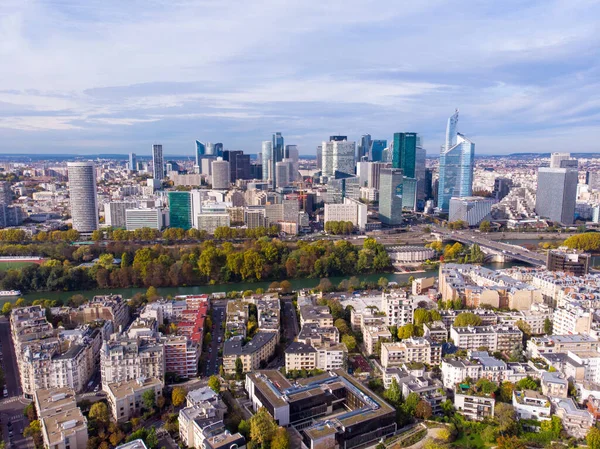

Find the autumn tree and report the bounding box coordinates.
[415,400,433,420]
[271,427,290,449]
[208,375,221,394]
[453,312,483,327]
[89,402,110,424]
[587,427,600,449]
[341,334,357,352]
[172,387,187,407]
[250,407,277,446]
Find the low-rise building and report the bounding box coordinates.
[527,334,600,358]
[512,390,551,421]
[455,392,495,421]
[105,377,164,422]
[552,397,594,438]
[285,342,317,372]
[450,325,522,352]
[297,324,339,345]
[222,331,277,374]
[380,338,441,368]
[441,359,482,388]
[363,325,392,355]
[541,371,568,398]
[299,305,334,327]
[423,321,448,343]
[34,388,88,449]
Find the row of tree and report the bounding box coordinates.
[324,221,355,235]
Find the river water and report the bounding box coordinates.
[0,260,526,306]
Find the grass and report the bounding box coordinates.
[0,261,36,271]
[451,432,492,449]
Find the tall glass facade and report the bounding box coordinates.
[195,140,206,166]
[262,141,272,181]
[437,134,474,212]
[271,133,284,188]
[392,132,417,177]
[379,168,404,226]
[168,191,192,230]
[371,140,387,162]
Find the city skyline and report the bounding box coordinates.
[1,1,599,155]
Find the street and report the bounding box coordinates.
[201,303,225,377]
[0,317,21,397]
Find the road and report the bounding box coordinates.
[0,317,21,398]
[201,303,225,377]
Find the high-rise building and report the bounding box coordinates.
[152,144,164,181]
[0,181,12,205]
[168,191,193,230]
[195,141,206,166]
[275,161,291,188]
[67,162,98,233]
[105,201,137,228]
[262,141,272,181]
[214,143,223,157]
[535,168,578,225]
[223,150,250,182]
[271,132,284,188]
[424,169,433,201]
[322,137,356,178]
[449,197,494,226]
[129,153,137,172]
[493,178,513,201]
[316,145,323,170]
[358,135,372,160]
[437,110,474,212]
[392,132,417,177]
[205,142,215,156]
[550,153,570,169]
[371,140,387,162]
[367,162,390,190]
[586,172,600,191]
[379,168,404,226]
[211,158,231,190]
[402,177,417,211]
[415,145,426,208]
[285,145,299,181]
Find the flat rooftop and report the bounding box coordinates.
[106,377,162,400]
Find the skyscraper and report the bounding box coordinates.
[271,132,284,188]
[195,141,206,166]
[262,141,273,181]
[371,140,387,162]
[168,191,193,230]
[550,152,570,169]
[322,137,355,178]
[129,153,137,172]
[276,161,291,188]
[392,132,417,177]
[437,111,475,212]
[535,168,578,224]
[213,143,223,157]
[316,145,323,170]
[285,145,299,181]
[379,168,403,226]
[152,144,164,181]
[211,158,230,190]
[67,162,99,233]
[415,145,426,208]
[358,134,372,160]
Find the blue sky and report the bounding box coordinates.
[1,0,599,156]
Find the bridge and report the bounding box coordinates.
[432,230,547,267]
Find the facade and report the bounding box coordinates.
[553,397,594,438]
[164,336,200,379]
[100,337,165,387]
[104,201,137,228]
[526,335,600,358]
[550,152,570,168]
[262,141,273,181]
[358,134,372,160]
[197,213,230,234]
[222,332,277,374]
[379,168,404,226]
[168,191,193,230]
[437,110,474,212]
[324,197,367,231]
[211,158,231,190]
[441,359,483,388]
[512,390,551,421]
[129,153,137,171]
[387,246,435,263]
[547,249,590,276]
[371,140,387,162]
[363,325,392,355]
[535,167,578,224]
[448,196,493,226]
[299,306,334,328]
[450,325,522,352]
[106,377,164,422]
[541,372,568,398]
[35,388,88,449]
[322,138,356,178]
[380,338,441,368]
[381,291,413,327]
[67,162,99,232]
[392,132,417,177]
[152,144,164,180]
[275,161,291,188]
[454,393,495,421]
[271,132,284,188]
[285,342,317,372]
[125,208,163,230]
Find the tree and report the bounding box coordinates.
[172,387,187,407]
[515,376,539,391]
[587,427,600,449]
[378,277,389,289]
[238,419,250,438]
[109,430,126,446]
[250,407,277,446]
[317,278,333,292]
[403,392,420,416]
[235,357,244,378]
[1,302,12,316]
[494,403,517,435]
[142,389,156,411]
[476,378,498,395]
[334,318,350,335]
[544,318,553,335]
[481,426,498,444]
[384,378,402,407]
[515,319,531,337]
[453,312,483,327]
[479,220,491,233]
[146,286,159,301]
[208,375,221,394]
[24,420,43,448]
[496,435,525,449]
[498,381,515,403]
[89,402,110,424]
[540,416,562,440]
[271,427,290,449]
[24,403,37,421]
[341,334,357,352]
[415,400,433,420]
[280,280,292,293]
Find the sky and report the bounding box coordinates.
[1,0,600,156]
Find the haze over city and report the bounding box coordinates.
[1,0,600,155]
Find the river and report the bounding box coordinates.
[0,260,526,306]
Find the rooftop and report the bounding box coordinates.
[41,406,87,446]
[223,331,276,356]
[285,341,317,354]
[106,377,163,400]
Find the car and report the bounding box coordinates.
[209,347,212,353]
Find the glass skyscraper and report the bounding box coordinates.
[379,168,404,226]
[271,132,284,188]
[392,132,417,177]
[152,144,164,181]
[262,141,272,181]
[168,191,192,230]
[195,140,206,166]
[437,111,474,212]
[358,134,372,160]
[371,140,387,162]
[129,153,137,172]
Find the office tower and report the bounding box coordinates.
[415,145,426,207]
[449,197,493,226]
[371,140,387,162]
[381,146,392,163]
[276,161,291,188]
[330,135,347,141]
[125,208,164,230]
[432,178,439,206]
[402,177,417,211]
[493,178,513,201]
[262,141,273,181]
[285,145,299,181]
[322,137,356,178]
[235,153,251,181]
[271,132,284,188]
[367,162,390,190]
[379,168,404,226]
[437,110,475,212]
[535,167,578,224]
[424,169,433,200]
[152,144,164,180]
[550,152,570,168]
[316,145,323,170]
[195,141,206,166]
[586,172,600,190]
[358,134,372,160]
[205,142,215,155]
[357,161,370,187]
[168,191,193,230]
[129,153,137,172]
[67,162,99,232]
[211,158,230,190]
[213,143,223,157]
[0,182,12,205]
[250,163,263,180]
[560,159,578,169]
[392,133,417,176]
[104,201,137,228]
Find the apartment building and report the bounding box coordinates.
[363,325,392,355]
[526,335,600,358]
[552,302,593,335]
[450,325,522,352]
[541,371,568,398]
[256,298,280,332]
[316,342,347,371]
[512,390,551,421]
[553,397,594,438]
[380,337,441,368]
[71,294,130,330]
[164,336,200,379]
[297,324,339,345]
[381,291,413,327]
[285,342,317,372]
[454,392,495,421]
[179,401,245,449]
[226,300,249,339]
[105,377,164,422]
[441,359,483,388]
[100,337,165,386]
[299,305,334,327]
[34,388,88,449]
[423,321,448,343]
[496,304,552,335]
[222,331,277,374]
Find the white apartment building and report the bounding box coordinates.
[106,377,164,422]
[455,393,495,421]
[380,291,413,327]
[285,342,317,372]
[553,398,595,438]
[541,372,568,398]
[125,208,164,230]
[316,342,347,371]
[323,197,367,231]
[450,325,522,352]
[512,390,551,421]
[100,337,165,387]
[35,388,88,449]
[527,335,600,359]
[299,306,334,328]
[380,338,441,368]
[553,302,593,335]
[363,325,392,355]
[441,359,483,388]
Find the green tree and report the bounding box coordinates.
[146,286,159,301]
[587,427,600,449]
[494,403,517,435]
[384,378,402,407]
[89,402,110,424]
[341,334,357,352]
[334,318,350,335]
[453,312,483,327]
[172,387,187,407]
[238,419,250,438]
[235,357,244,378]
[208,375,221,394]
[479,220,491,232]
[1,302,12,316]
[544,318,553,335]
[476,378,498,395]
[142,389,156,411]
[415,400,433,420]
[515,319,531,337]
[540,416,562,440]
[250,407,277,446]
[271,427,290,449]
[378,277,389,289]
[496,435,525,449]
[515,376,539,391]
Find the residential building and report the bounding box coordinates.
[164,336,200,379]
[324,197,367,231]
[211,158,231,189]
[197,213,230,234]
[105,201,138,228]
[152,144,164,180]
[71,294,130,330]
[299,306,333,328]
[105,377,164,422]
[297,324,340,345]
[35,388,88,449]
[455,392,495,421]
[441,359,483,388]
[222,332,277,374]
[423,321,448,343]
[67,162,98,232]
[363,325,392,355]
[125,208,164,230]
[381,290,413,327]
[553,302,592,336]
[100,337,165,386]
[315,342,347,371]
[527,335,600,358]
[541,371,568,398]
[380,338,441,368]
[552,397,594,438]
[535,167,578,224]
[450,325,522,352]
[547,249,590,276]
[285,342,317,372]
[512,390,551,421]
